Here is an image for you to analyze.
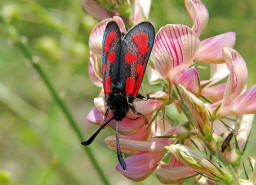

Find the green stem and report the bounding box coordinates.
[0,17,110,185]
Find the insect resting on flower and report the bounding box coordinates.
[81,21,155,170]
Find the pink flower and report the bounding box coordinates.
[152,0,236,94]
[208,47,256,117]
[105,118,189,181]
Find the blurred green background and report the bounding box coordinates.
[0,0,255,185]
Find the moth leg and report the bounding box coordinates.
[128,103,148,124]
[136,94,146,100]
[136,93,161,100]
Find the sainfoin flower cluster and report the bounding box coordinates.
[83,0,256,184]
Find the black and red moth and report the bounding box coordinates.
[82,21,155,170]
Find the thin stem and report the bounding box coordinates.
[0,18,110,185]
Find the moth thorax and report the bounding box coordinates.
[106,84,129,121]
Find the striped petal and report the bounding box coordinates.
[89,16,126,56]
[89,52,103,86]
[222,48,248,107]
[196,32,236,63]
[156,162,195,184]
[116,151,165,181]
[82,0,109,20]
[185,0,209,36]
[232,85,256,115]
[201,83,226,102]
[175,68,200,95]
[153,24,200,79]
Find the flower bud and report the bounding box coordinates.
[166,144,233,184]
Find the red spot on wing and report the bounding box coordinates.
[133,73,144,97]
[136,64,144,74]
[104,76,111,94]
[107,52,116,64]
[125,53,137,64]
[126,77,135,95]
[132,33,149,55]
[102,64,107,75]
[103,32,117,53]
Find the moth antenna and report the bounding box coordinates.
[81,116,114,146]
[116,121,127,170]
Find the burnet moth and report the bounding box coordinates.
[81,21,155,170]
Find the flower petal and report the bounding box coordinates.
[147,65,161,84]
[232,85,256,115]
[111,117,148,135]
[196,32,236,63]
[123,125,150,140]
[89,17,126,56]
[156,162,195,184]
[212,117,235,136]
[185,0,209,35]
[150,116,173,137]
[89,19,109,56]
[112,16,126,33]
[89,52,103,86]
[175,68,200,95]
[201,83,226,102]
[222,47,248,107]
[86,106,104,125]
[185,0,209,36]
[235,114,254,151]
[105,135,170,153]
[94,97,106,114]
[82,0,109,20]
[133,0,152,24]
[210,63,230,83]
[153,24,200,79]
[116,151,164,181]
